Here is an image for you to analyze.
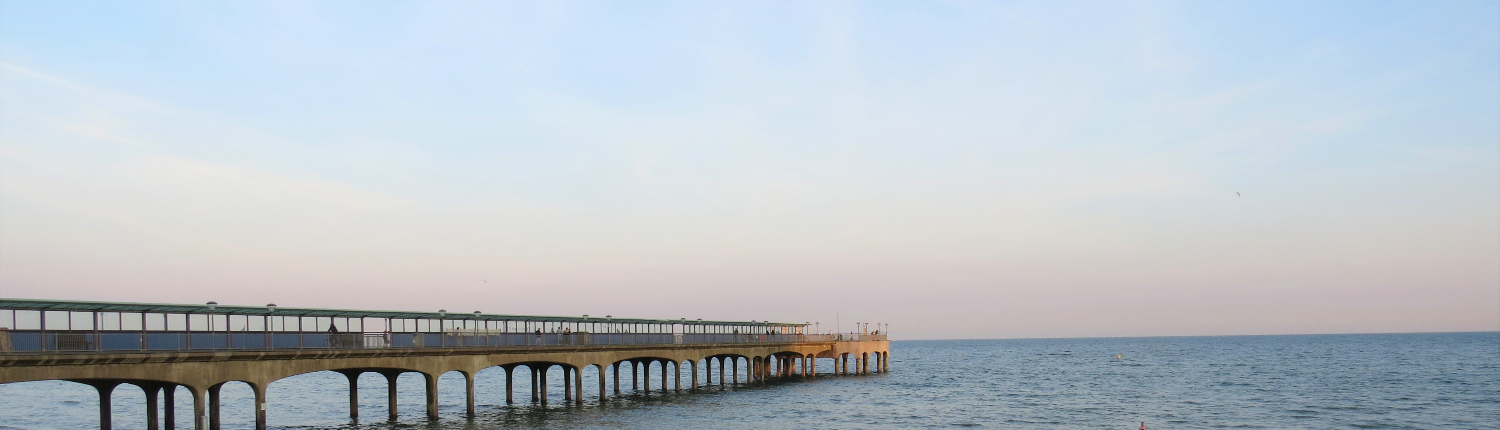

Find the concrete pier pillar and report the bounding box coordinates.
[164,384,176,430]
[190,387,206,430]
[690,359,698,390]
[381,371,400,421]
[530,367,539,402]
[597,365,607,402]
[633,361,640,392]
[91,381,119,430]
[612,362,621,395]
[719,357,726,385]
[251,382,267,430]
[463,371,476,417]
[504,366,515,405]
[208,383,221,430]
[339,371,359,420]
[144,383,161,430]
[672,360,681,392]
[761,357,768,382]
[423,373,438,420]
[731,357,738,384]
[659,360,668,393]
[641,361,649,394]
[557,367,567,403]
[538,366,549,405]
[574,366,584,405]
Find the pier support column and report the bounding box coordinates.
[538,366,549,405]
[531,367,539,402]
[641,361,649,394]
[760,357,767,382]
[560,367,570,402]
[464,371,475,417]
[704,358,711,385]
[252,382,267,430]
[719,357,726,385]
[612,362,621,395]
[690,359,698,390]
[598,365,607,402]
[338,371,360,420]
[632,361,640,392]
[575,367,584,405]
[164,384,176,430]
[191,387,206,430]
[208,383,222,430]
[504,366,515,405]
[381,371,400,421]
[423,373,438,420]
[731,357,738,384]
[672,360,680,392]
[660,360,668,393]
[90,381,119,430]
[144,383,161,430]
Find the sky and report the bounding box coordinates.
[0,1,1495,340]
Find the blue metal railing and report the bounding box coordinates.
[0,330,866,353]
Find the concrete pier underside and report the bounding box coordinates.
[1,340,889,429]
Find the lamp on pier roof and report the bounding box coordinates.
[206,301,217,311]
[473,311,481,317]
[266,303,276,313]
[582,315,589,319]
[438,309,447,317]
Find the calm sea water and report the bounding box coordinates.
[1,332,1495,429]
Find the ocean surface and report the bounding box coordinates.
[1,332,1495,429]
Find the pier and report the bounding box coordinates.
[0,298,889,430]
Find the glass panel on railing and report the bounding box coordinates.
[100,333,142,350]
[146,333,183,350]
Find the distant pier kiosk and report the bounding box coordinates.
[0,299,889,430]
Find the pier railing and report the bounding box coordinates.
[0,299,892,355]
[0,329,855,354]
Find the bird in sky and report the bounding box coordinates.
[1236,192,1241,197]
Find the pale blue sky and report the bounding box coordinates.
[1,1,1496,339]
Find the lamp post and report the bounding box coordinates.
[206,301,217,332]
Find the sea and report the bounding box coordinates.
[0,332,1495,429]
